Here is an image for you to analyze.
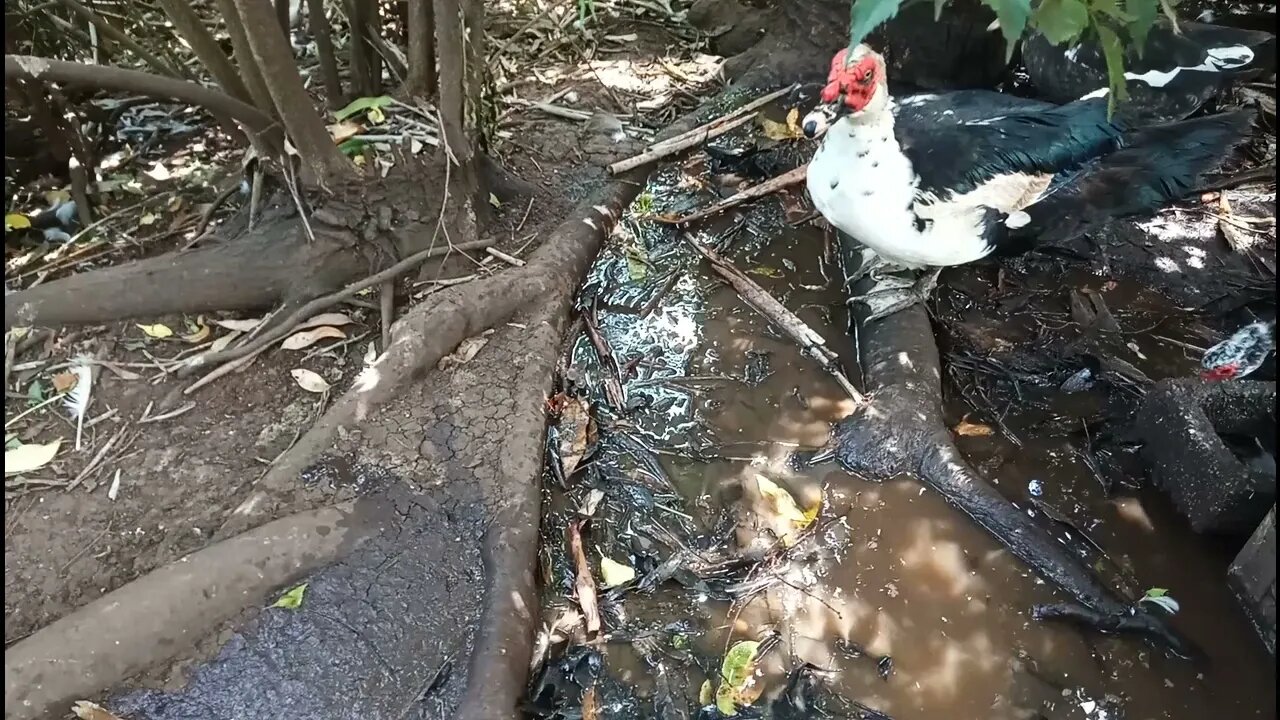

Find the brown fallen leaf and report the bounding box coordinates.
[567,518,601,634]
[437,334,489,370]
[51,371,79,393]
[290,368,331,393]
[281,326,347,350]
[298,312,355,330]
[557,396,593,476]
[327,120,363,143]
[182,316,211,344]
[1218,194,1260,253]
[953,417,993,437]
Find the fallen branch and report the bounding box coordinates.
[687,238,866,405]
[659,164,808,225]
[180,238,495,382]
[607,84,796,175]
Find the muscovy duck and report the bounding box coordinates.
[1023,20,1275,124]
[1201,318,1275,381]
[799,44,1252,320]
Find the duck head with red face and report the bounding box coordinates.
[802,44,891,138]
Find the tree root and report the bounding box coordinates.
[803,235,1203,662]
[4,504,364,720]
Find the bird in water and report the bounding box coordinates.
[800,43,1252,321]
[1201,318,1275,381]
[1023,20,1275,124]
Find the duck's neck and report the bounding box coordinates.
[833,100,896,138]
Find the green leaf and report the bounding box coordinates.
[625,246,649,282]
[1095,21,1130,116]
[1126,0,1159,56]
[271,583,308,609]
[333,95,393,122]
[338,138,368,157]
[980,0,1032,61]
[1143,587,1168,598]
[848,0,907,48]
[1091,0,1134,23]
[1034,0,1089,45]
[26,380,45,406]
[715,640,762,715]
[5,213,31,231]
[747,266,784,278]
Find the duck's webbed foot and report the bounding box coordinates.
[842,248,912,289]
[848,267,942,322]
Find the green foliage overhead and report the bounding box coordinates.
[845,0,1185,116]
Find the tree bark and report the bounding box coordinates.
[4,55,279,149]
[347,0,381,96]
[230,0,354,185]
[305,0,345,108]
[405,0,437,98]
[213,0,280,121]
[432,0,481,237]
[157,0,254,106]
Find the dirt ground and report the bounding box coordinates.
[3,13,704,651]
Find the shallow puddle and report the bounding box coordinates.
[535,152,1276,720]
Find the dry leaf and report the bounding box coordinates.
[209,331,241,354]
[758,111,803,141]
[138,212,158,226]
[51,371,79,393]
[136,323,174,338]
[71,700,124,720]
[281,326,347,350]
[298,312,355,330]
[557,396,593,476]
[211,317,263,332]
[567,519,601,634]
[438,335,489,369]
[182,316,211,343]
[953,418,993,437]
[327,120,363,143]
[290,368,331,393]
[5,439,62,475]
[754,475,817,547]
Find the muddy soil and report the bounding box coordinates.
[535,133,1277,719]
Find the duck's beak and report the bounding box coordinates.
[801,102,843,139]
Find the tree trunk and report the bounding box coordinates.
[213,0,280,120]
[432,0,483,239]
[405,0,436,98]
[305,0,344,108]
[274,0,291,34]
[230,0,354,185]
[347,0,381,96]
[157,0,254,106]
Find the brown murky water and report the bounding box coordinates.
[537,160,1276,720]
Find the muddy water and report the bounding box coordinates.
[541,159,1276,719]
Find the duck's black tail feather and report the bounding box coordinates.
[999,111,1254,254]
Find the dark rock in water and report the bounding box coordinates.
[1228,506,1276,657]
[1135,378,1277,535]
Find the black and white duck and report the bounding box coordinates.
[799,44,1253,321]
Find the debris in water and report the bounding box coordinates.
[1028,479,1044,497]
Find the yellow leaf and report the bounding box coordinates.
[953,418,993,437]
[136,323,174,338]
[5,439,62,476]
[182,316,211,343]
[599,556,635,588]
[715,640,762,715]
[4,213,31,231]
[758,112,802,141]
[367,105,386,125]
[785,107,801,135]
[271,583,308,609]
[698,680,714,706]
[755,475,809,524]
[138,213,158,226]
[44,189,71,206]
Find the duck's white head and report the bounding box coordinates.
[801,44,890,138]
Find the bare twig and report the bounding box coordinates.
[485,247,526,267]
[608,85,795,175]
[659,164,808,225]
[687,238,867,405]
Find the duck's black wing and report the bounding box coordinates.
[893,95,1123,201]
[892,89,1053,126]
